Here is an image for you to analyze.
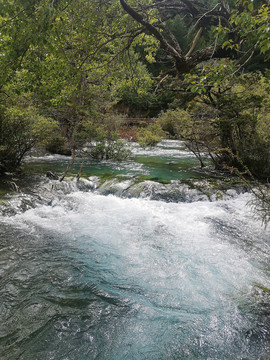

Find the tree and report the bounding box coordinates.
[119,0,270,76]
[119,0,231,74]
[0,0,157,172]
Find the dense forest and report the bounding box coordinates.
[0,0,270,220]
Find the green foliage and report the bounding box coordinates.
[0,0,157,169]
[137,123,165,147]
[90,139,131,161]
[1,0,270,178]
[45,134,71,156]
[73,118,131,161]
[251,186,270,227]
[158,107,215,167]
[163,72,270,176]
[216,0,270,61]
[158,109,191,138]
[166,15,194,53]
[185,59,237,95]
[256,5,270,60]
[0,96,58,172]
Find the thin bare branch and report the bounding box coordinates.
[186,27,203,57]
[193,2,221,28]
[154,74,168,93]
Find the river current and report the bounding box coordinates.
[0,141,269,359]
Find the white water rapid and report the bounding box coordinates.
[0,141,269,359]
[1,188,270,359]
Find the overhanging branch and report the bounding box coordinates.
[119,0,184,59]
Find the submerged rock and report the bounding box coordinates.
[94,177,238,203]
[0,171,250,218]
[97,178,135,196]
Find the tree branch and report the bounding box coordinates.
[119,0,184,59]
[186,27,203,57]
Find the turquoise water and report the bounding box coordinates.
[0,141,269,359]
[22,140,206,181]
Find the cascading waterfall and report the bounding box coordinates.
[0,141,269,360]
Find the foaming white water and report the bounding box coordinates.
[130,139,195,158]
[24,153,71,162]
[2,191,270,359]
[7,192,269,295]
[24,140,193,162]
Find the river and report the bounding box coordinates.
[0,140,269,360]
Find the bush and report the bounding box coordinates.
[137,123,166,147]
[0,104,58,173]
[45,134,72,156]
[158,108,216,167]
[89,139,131,160]
[159,73,270,177]
[73,119,131,160]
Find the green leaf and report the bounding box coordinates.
[248,2,253,12]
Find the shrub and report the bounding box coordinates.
[45,133,72,156]
[159,73,270,177]
[137,123,165,147]
[0,104,58,173]
[74,120,131,160]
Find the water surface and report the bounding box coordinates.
[0,141,269,359]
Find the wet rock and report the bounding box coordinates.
[46,171,59,180]
[97,178,134,196]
